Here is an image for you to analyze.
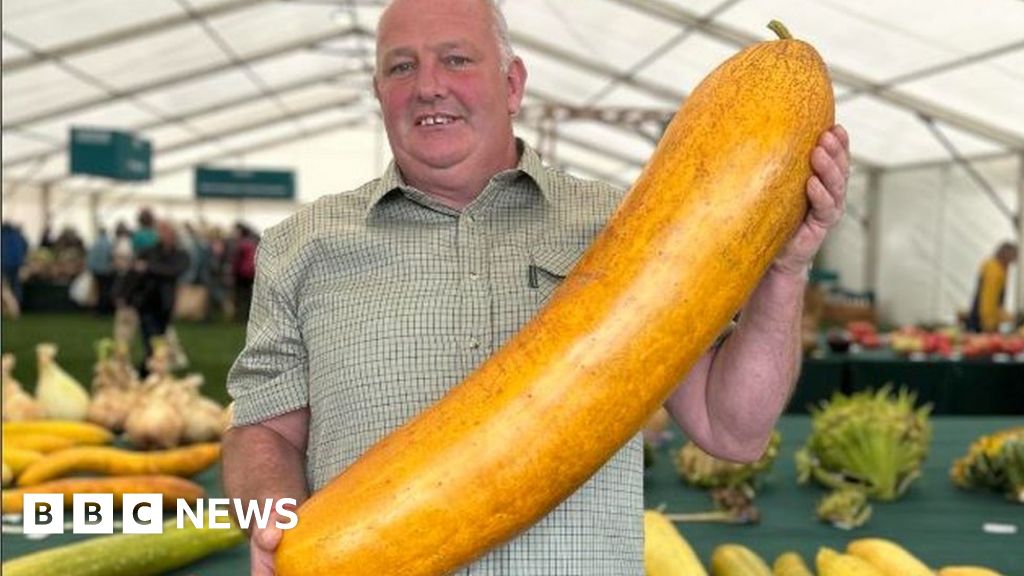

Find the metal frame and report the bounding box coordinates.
[606,0,1024,151]
[1,0,1021,191]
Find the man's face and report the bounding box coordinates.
[374,0,525,180]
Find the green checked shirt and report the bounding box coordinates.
[227,141,644,575]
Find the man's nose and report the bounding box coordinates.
[415,62,447,101]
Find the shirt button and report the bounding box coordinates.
[468,272,480,281]
[469,338,480,350]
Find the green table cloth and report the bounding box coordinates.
[645,416,1022,574]
[3,417,1021,574]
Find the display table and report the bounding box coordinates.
[793,350,1024,414]
[645,416,1022,573]
[3,417,1021,573]
[19,280,79,313]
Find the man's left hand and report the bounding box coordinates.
[773,124,850,276]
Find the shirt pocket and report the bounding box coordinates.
[528,242,587,307]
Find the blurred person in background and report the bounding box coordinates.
[54,226,86,259]
[202,225,230,321]
[182,222,211,287]
[1,220,29,305]
[966,241,1018,333]
[86,226,115,315]
[111,222,138,342]
[129,219,189,372]
[132,208,158,255]
[231,223,258,322]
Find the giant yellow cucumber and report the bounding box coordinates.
[277,23,834,575]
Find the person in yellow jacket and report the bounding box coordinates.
[967,242,1018,332]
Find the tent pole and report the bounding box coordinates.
[864,169,882,302]
[41,184,53,234]
[1017,154,1024,318]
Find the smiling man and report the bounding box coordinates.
[222,0,851,574]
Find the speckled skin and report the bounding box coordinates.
[16,443,221,486]
[276,37,834,576]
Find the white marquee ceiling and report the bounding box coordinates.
[2,0,1023,198]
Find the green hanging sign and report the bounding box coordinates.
[69,127,152,181]
[194,167,296,200]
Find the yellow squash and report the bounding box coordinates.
[644,510,708,576]
[16,443,220,486]
[276,23,834,575]
[2,421,114,445]
[816,547,885,576]
[773,552,813,576]
[711,544,772,576]
[846,538,932,576]
[2,475,205,514]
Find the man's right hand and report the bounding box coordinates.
[251,525,283,576]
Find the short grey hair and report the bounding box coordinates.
[376,0,516,73]
[485,0,516,71]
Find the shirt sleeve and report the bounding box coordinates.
[226,233,309,425]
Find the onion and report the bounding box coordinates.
[34,344,89,421]
[124,379,184,450]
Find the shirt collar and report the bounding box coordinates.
[363,138,553,218]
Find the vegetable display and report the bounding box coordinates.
[15,442,220,486]
[1,475,205,513]
[795,386,931,501]
[950,425,1024,503]
[276,22,834,575]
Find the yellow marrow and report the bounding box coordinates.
[16,443,220,486]
[711,544,772,576]
[644,509,708,575]
[3,421,114,445]
[846,538,932,576]
[276,24,834,575]
[2,475,205,514]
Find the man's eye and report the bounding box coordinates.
[444,55,470,67]
[389,62,414,75]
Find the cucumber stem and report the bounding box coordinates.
[768,20,793,40]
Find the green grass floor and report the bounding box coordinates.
[1,312,246,405]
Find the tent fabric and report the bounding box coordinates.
[2,0,1023,326]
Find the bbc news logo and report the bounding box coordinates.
[23,494,298,535]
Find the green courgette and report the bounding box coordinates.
[2,518,244,576]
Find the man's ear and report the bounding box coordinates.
[506,57,528,116]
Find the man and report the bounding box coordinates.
[128,220,189,369]
[223,0,850,573]
[0,220,29,305]
[966,242,1018,333]
[86,226,115,315]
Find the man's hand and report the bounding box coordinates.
[773,124,851,276]
[251,524,283,576]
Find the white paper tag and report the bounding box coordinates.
[982,522,1018,535]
